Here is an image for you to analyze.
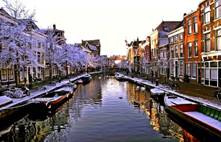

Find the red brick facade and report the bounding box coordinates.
[198,0,221,87]
[183,9,202,82]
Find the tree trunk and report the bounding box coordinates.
[49,63,52,80]
[14,64,20,86]
[66,61,68,77]
[0,69,2,87]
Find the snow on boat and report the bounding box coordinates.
[76,79,83,84]
[81,74,92,84]
[115,73,126,81]
[150,87,165,103]
[150,88,165,96]
[164,94,221,140]
[0,96,13,107]
[31,89,73,111]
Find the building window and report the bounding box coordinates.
[171,48,174,58]
[180,61,184,76]
[188,42,192,57]
[37,52,41,63]
[0,42,2,52]
[1,69,7,81]
[194,41,198,56]
[203,6,210,24]
[38,42,41,48]
[186,64,191,76]
[170,37,173,44]
[193,17,198,33]
[28,42,31,49]
[192,63,197,78]
[174,35,178,42]
[170,61,174,75]
[180,44,183,57]
[215,0,221,19]
[216,29,221,50]
[204,33,210,52]
[179,34,183,40]
[175,45,178,58]
[188,20,192,34]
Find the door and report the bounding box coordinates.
[175,61,178,78]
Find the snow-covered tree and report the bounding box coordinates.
[44,31,59,79]
[0,19,38,85]
[2,0,35,19]
[55,44,89,75]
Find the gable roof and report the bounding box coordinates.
[155,21,182,32]
[17,19,39,30]
[0,8,16,22]
[82,39,101,47]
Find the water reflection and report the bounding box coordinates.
[0,76,203,142]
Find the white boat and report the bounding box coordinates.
[150,87,165,103]
[164,94,221,140]
[150,88,165,96]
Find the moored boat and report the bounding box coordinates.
[150,87,165,103]
[31,88,74,111]
[115,73,126,81]
[81,74,92,84]
[164,94,221,140]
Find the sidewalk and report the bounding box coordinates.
[119,73,221,109]
[0,71,101,111]
[177,82,217,102]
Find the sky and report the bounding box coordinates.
[0,0,202,56]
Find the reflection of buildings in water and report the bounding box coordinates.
[77,77,102,105]
[68,77,103,121]
[126,82,150,107]
[183,130,200,142]
[30,102,71,142]
[149,100,160,132]
[148,99,184,141]
[126,83,184,142]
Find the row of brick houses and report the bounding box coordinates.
[127,0,221,87]
[0,8,101,86]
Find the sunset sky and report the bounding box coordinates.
[1,0,201,56]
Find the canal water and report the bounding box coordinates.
[0,76,201,142]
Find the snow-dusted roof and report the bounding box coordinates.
[159,38,169,47]
[88,43,97,51]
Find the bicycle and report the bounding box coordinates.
[214,88,221,101]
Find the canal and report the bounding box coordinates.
[0,76,202,142]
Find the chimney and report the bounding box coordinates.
[53,24,56,30]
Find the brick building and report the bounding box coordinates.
[168,24,184,81]
[183,9,202,83]
[150,21,182,79]
[199,0,221,87]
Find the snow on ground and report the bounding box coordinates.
[118,73,221,110]
[0,71,101,111]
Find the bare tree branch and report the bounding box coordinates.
[2,0,36,20]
